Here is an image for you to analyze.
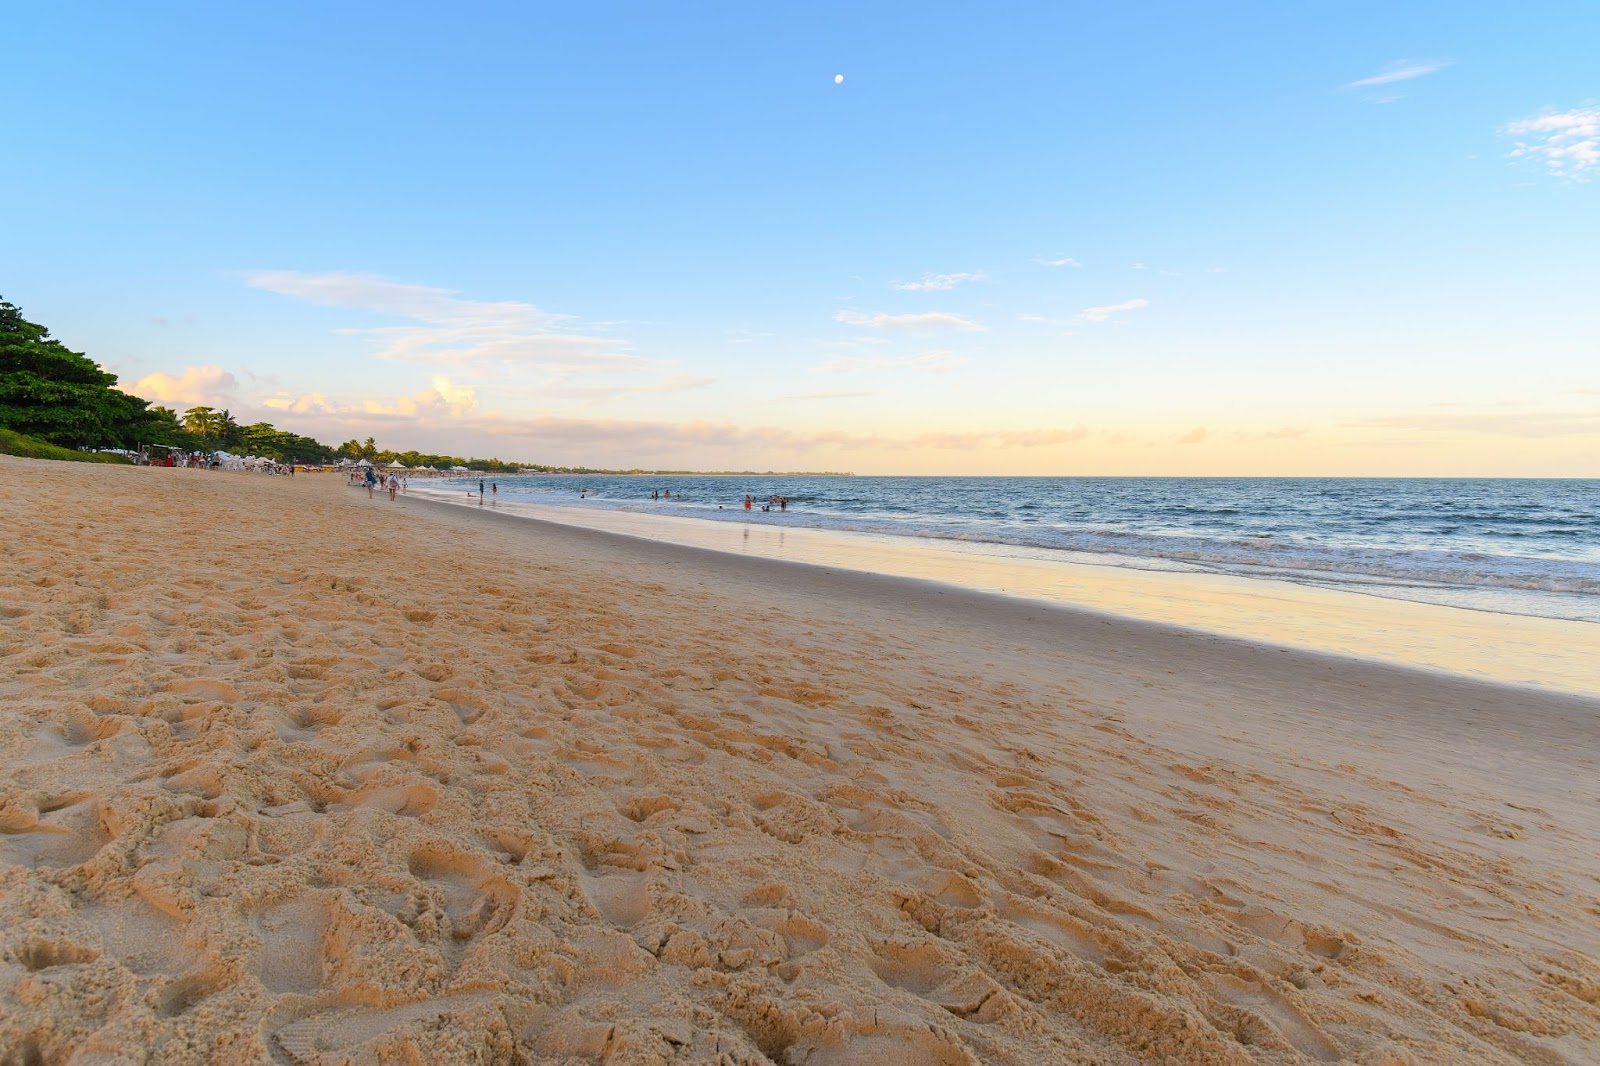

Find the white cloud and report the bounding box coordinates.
[1344,60,1450,89]
[125,365,239,406]
[1177,426,1207,445]
[1018,313,1077,333]
[262,375,480,420]
[891,271,986,292]
[248,271,636,369]
[1078,298,1150,323]
[1504,108,1600,182]
[1034,255,1081,268]
[833,310,985,332]
[819,350,966,374]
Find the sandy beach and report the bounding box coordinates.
[3,457,1597,1065]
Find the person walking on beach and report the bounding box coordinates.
[386,472,399,501]
[364,467,376,498]
[491,482,497,501]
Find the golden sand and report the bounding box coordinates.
[2,457,1597,1064]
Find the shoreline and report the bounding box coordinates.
[410,485,1600,697]
[5,457,1598,1064]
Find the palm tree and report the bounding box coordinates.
[182,406,220,438]
[216,408,241,448]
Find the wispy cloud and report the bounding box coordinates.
[1018,312,1078,334]
[1349,410,1600,438]
[248,271,636,370]
[784,390,875,401]
[1250,426,1308,441]
[1177,426,1207,445]
[1078,298,1149,323]
[530,375,716,403]
[1034,255,1081,268]
[891,271,986,292]
[834,310,985,332]
[1504,107,1600,182]
[1343,59,1450,89]
[819,350,966,374]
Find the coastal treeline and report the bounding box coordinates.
[0,297,527,469]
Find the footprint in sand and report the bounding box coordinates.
[433,688,492,725]
[1205,972,1343,1062]
[573,833,664,929]
[330,781,438,818]
[274,703,344,741]
[268,992,494,1065]
[407,845,518,942]
[868,936,1019,1027]
[28,708,124,760]
[253,895,336,994]
[0,796,111,870]
[161,677,241,703]
[997,896,1107,964]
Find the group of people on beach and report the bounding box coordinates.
[351,467,407,500]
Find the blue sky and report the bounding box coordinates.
[5,1,1597,473]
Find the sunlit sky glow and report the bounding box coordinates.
[6,2,1598,474]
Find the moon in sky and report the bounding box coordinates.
[834,74,844,84]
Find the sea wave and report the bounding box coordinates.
[418,475,1600,620]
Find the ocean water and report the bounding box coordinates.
[435,475,1600,623]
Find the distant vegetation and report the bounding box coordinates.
[1,296,850,474]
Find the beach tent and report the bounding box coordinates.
[387,462,408,470]
[356,459,372,467]
[449,465,469,472]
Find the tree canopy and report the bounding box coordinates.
[0,298,168,448]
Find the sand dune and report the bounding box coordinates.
[2,457,1597,1064]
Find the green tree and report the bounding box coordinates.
[216,408,241,449]
[0,297,160,448]
[182,405,220,439]
[359,436,377,461]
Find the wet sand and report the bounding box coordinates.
[411,488,1600,696]
[2,456,1597,1064]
